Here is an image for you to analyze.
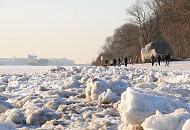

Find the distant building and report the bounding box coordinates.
[28,54,39,65]
[0,55,75,66]
[27,54,49,66]
[141,41,172,62]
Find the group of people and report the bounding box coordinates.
[102,54,171,67]
[151,54,170,67]
[102,56,139,67]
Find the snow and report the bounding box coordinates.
[127,61,190,72]
[118,88,189,125]
[0,66,53,74]
[142,109,190,130]
[98,89,120,104]
[0,61,189,129]
[0,100,13,114]
[85,78,109,102]
[0,121,16,130]
[0,108,24,124]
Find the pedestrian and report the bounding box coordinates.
[118,58,121,66]
[113,58,117,67]
[157,55,161,66]
[124,57,128,67]
[165,54,170,67]
[151,55,155,66]
[105,59,108,67]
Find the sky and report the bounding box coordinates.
[0,0,134,64]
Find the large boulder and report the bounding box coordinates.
[141,41,172,62]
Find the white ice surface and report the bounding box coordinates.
[127,61,190,72]
[142,109,190,130]
[0,61,189,129]
[0,66,53,74]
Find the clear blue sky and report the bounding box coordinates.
[0,0,134,64]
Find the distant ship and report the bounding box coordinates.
[0,55,75,66]
[27,54,49,66]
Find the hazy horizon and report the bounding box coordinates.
[0,0,134,64]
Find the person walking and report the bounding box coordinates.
[105,59,108,67]
[113,58,117,67]
[157,55,161,66]
[118,58,121,66]
[151,55,155,66]
[165,54,170,67]
[124,57,128,67]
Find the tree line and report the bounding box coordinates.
[92,0,190,65]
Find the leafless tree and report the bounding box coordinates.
[158,0,190,58]
[127,0,161,47]
[92,23,141,65]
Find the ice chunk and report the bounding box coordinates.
[85,78,109,102]
[0,121,16,130]
[25,108,61,125]
[118,87,189,125]
[50,66,66,73]
[0,100,13,114]
[183,119,190,130]
[44,101,60,110]
[0,95,8,101]
[118,124,143,130]
[0,108,24,124]
[142,109,190,130]
[98,89,119,104]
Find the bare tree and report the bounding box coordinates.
[92,23,141,65]
[92,0,190,65]
[127,0,161,47]
[158,0,190,58]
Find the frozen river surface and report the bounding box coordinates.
[0,66,54,74]
[0,61,190,130]
[0,61,189,74]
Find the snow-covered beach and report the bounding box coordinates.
[0,61,190,130]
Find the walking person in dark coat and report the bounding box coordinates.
[151,55,155,66]
[165,54,170,67]
[124,57,128,67]
[118,58,121,66]
[104,59,108,67]
[157,55,161,66]
[113,58,117,67]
